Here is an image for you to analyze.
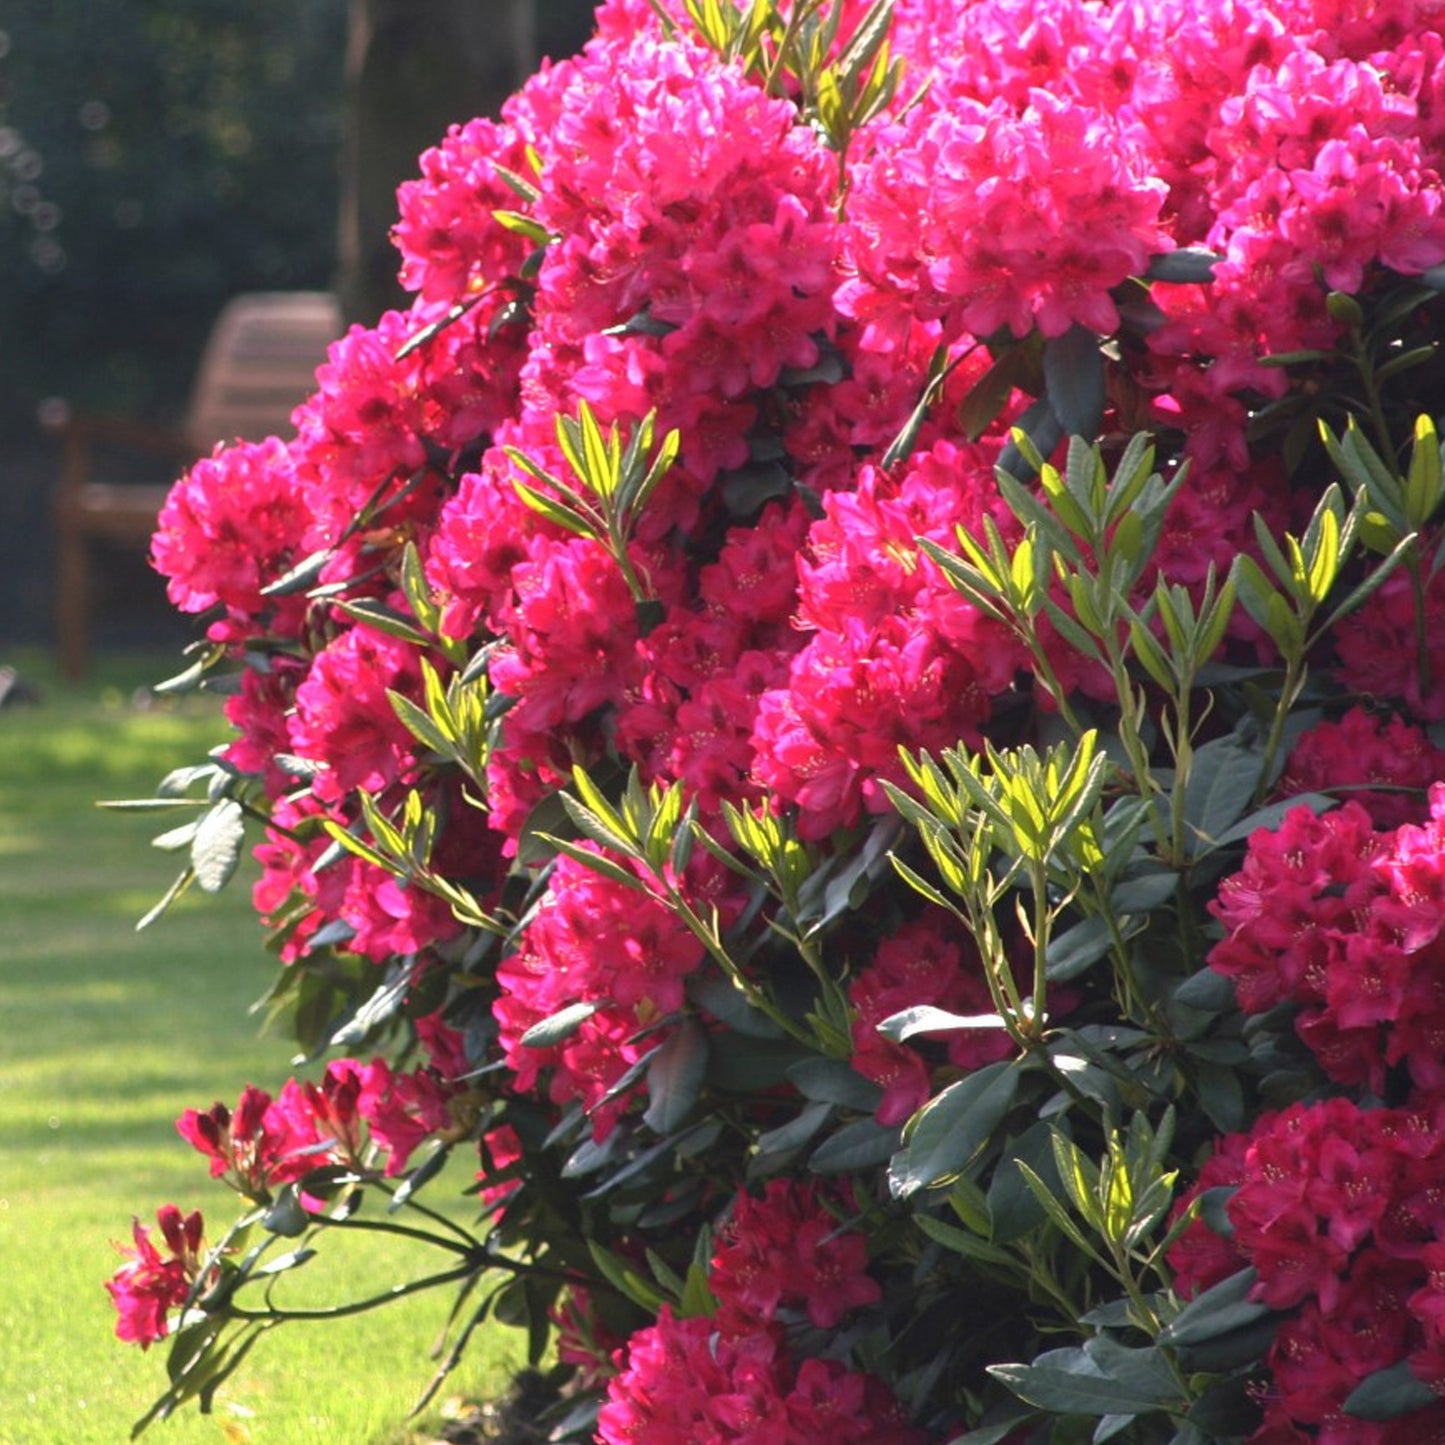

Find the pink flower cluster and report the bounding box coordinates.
[106,1205,208,1350]
[598,1179,914,1445]
[493,845,717,1138]
[596,1308,925,1445]
[709,1179,882,1331]
[104,1016,497,1347]
[1210,782,1445,1093]
[842,87,1171,342]
[148,0,1445,1006]
[1334,539,1445,721]
[848,913,1016,1125]
[1169,1096,1445,1441]
[1276,707,1445,829]
[174,1013,478,1200]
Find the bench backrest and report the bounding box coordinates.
[186,291,344,448]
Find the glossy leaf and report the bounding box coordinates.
[643,1019,709,1134]
[1043,324,1106,439]
[191,799,245,894]
[1342,1360,1439,1421]
[892,1061,1022,1197]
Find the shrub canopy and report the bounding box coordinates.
[107,3,1445,1442]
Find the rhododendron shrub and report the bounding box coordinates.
[108,2,1445,1441]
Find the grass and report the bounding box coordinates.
[0,650,519,1445]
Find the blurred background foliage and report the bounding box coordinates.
[1,0,349,426]
[0,0,594,647]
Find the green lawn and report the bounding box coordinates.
[0,651,517,1445]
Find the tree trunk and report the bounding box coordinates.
[337,0,535,325]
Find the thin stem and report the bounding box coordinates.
[1109,657,1170,854]
[1164,703,1193,867]
[968,893,1032,1052]
[1110,1245,1162,1334]
[1027,861,1051,1043]
[317,1211,475,1257]
[1026,1257,1092,1327]
[658,883,819,1048]
[1020,619,1090,739]
[1409,553,1432,701]
[1354,339,1397,464]
[1254,653,1306,805]
[372,1181,485,1252]
[237,1260,481,1322]
[608,523,653,605]
[1086,873,1168,1035]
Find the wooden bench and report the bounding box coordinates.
[47,290,343,677]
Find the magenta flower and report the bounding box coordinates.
[176,1083,320,1200]
[105,1205,206,1349]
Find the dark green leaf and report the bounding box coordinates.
[261,1188,310,1238]
[913,1212,1016,1267]
[957,346,1029,441]
[587,1241,668,1313]
[787,1056,883,1111]
[809,1116,903,1173]
[635,598,666,636]
[1145,248,1221,284]
[1343,1361,1439,1421]
[691,974,784,1039]
[151,820,200,852]
[1045,915,1114,981]
[1108,871,1179,914]
[892,1061,1022,1197]
[250,1247,316,1277]
[997,396,1065,481]
[1171,967,1236,1013]
[388,691,453,757]
[1209,791,1334,850]
[1013,1160,1101,1258]
[581,1122,712,1199]
[1043,324,1106,439]
[153,653,214,695]
[990,1341,1180,1416]
[877,1004,1007,1041]
[560,1130,622,1179]
[1093,1414,1134,1443]
[544,833,646,892]
[749,1101,834,1176]
[680,1256,719,1317]
[334,597,432,646]
[883,346,957,470]
[157,761,221,797]
[514,789,576,869]
[1175,1312,1283,1374]
[1194,1060,1247,1133]
[1160,1268,1267,1347]
[706,1033,804,1091]
[945,1407,1040,1445]
[800,815,901,933]
[643,1019,708,1134]
[194,1326,267,1416]
[389,1143,452,1210]
[261,547,332,598]
[1186,1376,1262,1438]
[778,345,847,387]
[987,1121,1062,1243]
[1182,735,1262,855]
[1375,343,1437,383]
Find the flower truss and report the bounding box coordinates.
[107,2,1445,1442]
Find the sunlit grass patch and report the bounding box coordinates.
[0,651,515,1445]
